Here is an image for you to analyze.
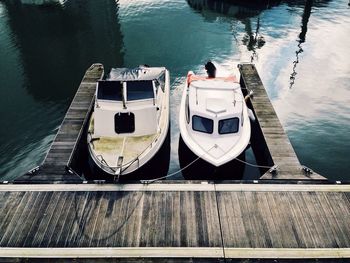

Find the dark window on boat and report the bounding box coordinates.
[218,117,239,134]
[115,113,135,133]
[192,115,213,134]
[126,81,154,101]
[97,81,123,101]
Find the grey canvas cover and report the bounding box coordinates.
[108,66,166,83]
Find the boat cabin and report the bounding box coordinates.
[93,75,165,138]
[186,80,244,137]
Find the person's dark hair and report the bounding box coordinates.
[205,61,216,78]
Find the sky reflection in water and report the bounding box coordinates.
[0,0,349,180]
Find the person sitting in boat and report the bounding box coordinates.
[187,62,238,86]
[205,61,216,78]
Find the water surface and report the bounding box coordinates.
[0,0,349,181]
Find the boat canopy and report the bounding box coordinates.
[109,66,166,84]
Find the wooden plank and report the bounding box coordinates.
[65,192,90,247]
[79,192,105,247]
[218,192,250,248]
[40,192,69,247]
[268,192,299,248]
[0,192,18,226]
[308,192,340,247]
[0,192,26,243]
[31,192,62,246]
[323,192,350,245]
[10,192,46,247]
[23,192,53,247]
[166,191,181,247]
[49,192,75,246]
[258,192,283,248]
[0,192,34,246]
[93,191,116,247]
[73,192,100,247]
[243,192,271,247]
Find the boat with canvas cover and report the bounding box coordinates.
[87,66,170,181]
[178,66,250,179]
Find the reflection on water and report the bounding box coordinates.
[0,0,349,181]
[242,17,265,62]
[187,0,267,62]
[289,0,312,88]
[0,0,123,180]
[3,0,123,100]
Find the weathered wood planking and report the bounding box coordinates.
[239,64,325,180]
[217,191,350,250]
[0,191,222,248]
[16,64,104,183]
[0,188,349,261]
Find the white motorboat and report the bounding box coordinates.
[87,66,170,181]
[178,67,251,179]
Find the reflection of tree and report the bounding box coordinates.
[187,0,270,62]
[289,0,313,89]
[3,0,124,100]
[241,17,265,62]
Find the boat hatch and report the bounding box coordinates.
[97,81,123,101]
[115,112,135,134]
[206,98,227,114]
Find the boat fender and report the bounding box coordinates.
[248,108,256,122]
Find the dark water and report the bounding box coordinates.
[0,0,349,181]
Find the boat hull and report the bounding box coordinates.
[86,127,171,181]
[178,135,245,180]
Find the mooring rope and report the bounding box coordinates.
[140,144,277,184]
[140,145,217,184]
[233,156,274,169]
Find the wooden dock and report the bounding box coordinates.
[0,63,349,262]
[0,184,349,261]
[239,64,325,180]
[16,64,104,183]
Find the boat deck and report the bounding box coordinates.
[89,128,158,168]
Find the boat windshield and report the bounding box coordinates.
[192,115,213,134]
[127,80,154,101]
[97,81,123,101]
[219,117,239,134]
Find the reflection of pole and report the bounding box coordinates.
[290,0,313,89]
